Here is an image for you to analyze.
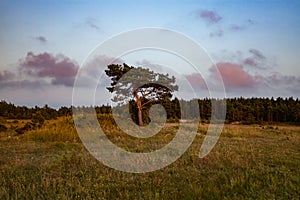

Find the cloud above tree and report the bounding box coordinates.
[33,36,47,44]
[195,9,222,24]
[19,52,79,87]
[211,62,255,89]
[0,70,15,82]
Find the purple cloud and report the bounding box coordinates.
[210,62,256,89]
[244,58,258,67]
[85,18,100,30]
[209,29,223,37]
[195,9,222,24]
[0,79,48,89]
[34,36,47,43]
[19,52,79,87]
[247,19,254,25]
[204,59,300,97]
[243,49,267,69]
[0,70,15,82]
[254,73,300,97]
[73,54,124,88]
[249,49,265,60]
[184,73,207,90]
[229,24,245,31]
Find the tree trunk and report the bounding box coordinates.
[137,99,143,126]
[138,107,143,126]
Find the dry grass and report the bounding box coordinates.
[20,117,79,142]
[0,117,299,199]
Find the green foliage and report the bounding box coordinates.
[1,96,300,124]
[105,63,178,126]
[105,63,133,93]
[15,122,36,135]
[105,64,178,102]
[32,113,45,127]
[0,101,59,120]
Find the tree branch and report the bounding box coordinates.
[141,99,154,108]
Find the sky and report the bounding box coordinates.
[0,0,300,107]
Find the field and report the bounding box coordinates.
[0,116,299,199]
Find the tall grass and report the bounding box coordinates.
[0,117,299,199]
[21,117,79,142]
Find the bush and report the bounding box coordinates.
[0,124,7,132]
[15,122,36,135]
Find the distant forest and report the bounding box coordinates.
[1,97,300,124]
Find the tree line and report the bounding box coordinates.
[1,97,300,124]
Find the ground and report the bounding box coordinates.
[0,116,299,199]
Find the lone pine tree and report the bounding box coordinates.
[105,63,178,126]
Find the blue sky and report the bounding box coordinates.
[0,0,300,107]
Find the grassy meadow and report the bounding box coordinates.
[0,116,299,199]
